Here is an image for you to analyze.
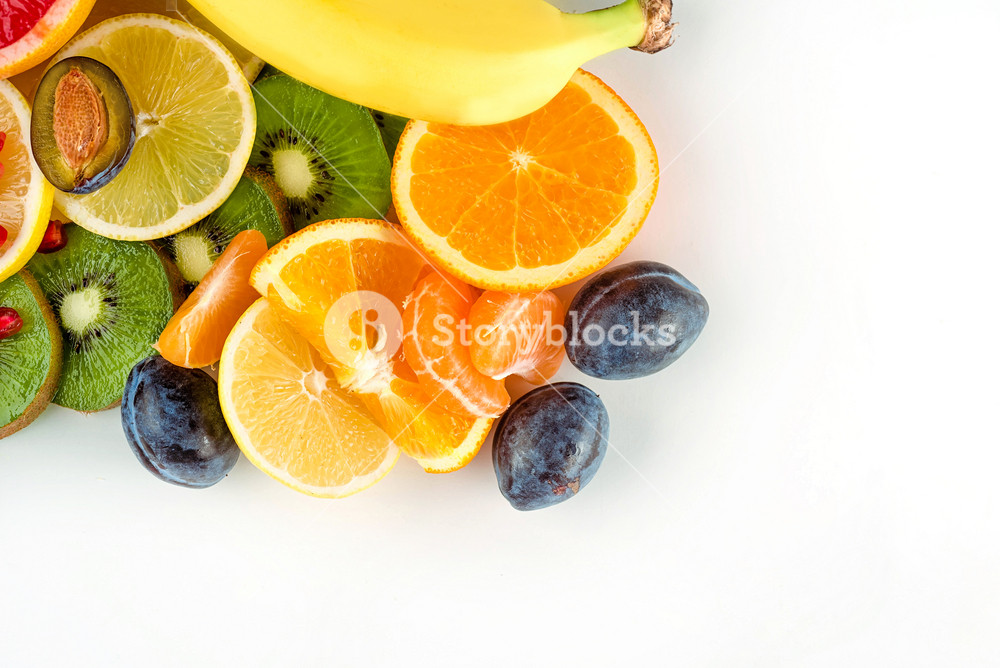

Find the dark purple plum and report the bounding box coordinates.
[121,356,239,489]
[493,383,609,511]
[565,261,709,380]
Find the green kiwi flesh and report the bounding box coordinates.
[249,73,391,230]
[155,167,292,292]
[369,109,409,161]
[0,271,63,439]
[27,225,178,412]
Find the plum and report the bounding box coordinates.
[31,57,135,194]
[565,261,709,380]
[121,356,239,489]
[493,383,609,511]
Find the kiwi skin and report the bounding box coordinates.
[0,271,63,440]
[148,242,187,313]
[246,167,294,239]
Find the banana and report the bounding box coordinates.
[184,0,674,126]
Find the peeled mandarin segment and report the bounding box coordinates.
[394,69,659,291]
[469,290,566,383]
[155,229,267,368]
[218,298,397,497]
[402,272,510,419]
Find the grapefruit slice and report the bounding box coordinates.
[0,0,97,79]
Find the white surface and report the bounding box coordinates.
[2,0,999,665]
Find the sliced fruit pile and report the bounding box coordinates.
[225,219,494,496]
[1,4,709,511]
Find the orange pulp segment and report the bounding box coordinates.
[402,272,511,418]
[469,290,565,385]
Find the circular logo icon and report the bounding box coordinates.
[323,290,403,368]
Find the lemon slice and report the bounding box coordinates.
[219,298,400,498]
[50,14,255,240]
[0,80,54,283]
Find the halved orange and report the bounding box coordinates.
[392,68,659,292]
[155,230,267,369]
[246,218,493,477]
[218,298,399,497]
[469,290,566,385]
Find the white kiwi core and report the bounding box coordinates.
[174,234,215,283]
[60,288,104,335]
[272,149,314,198]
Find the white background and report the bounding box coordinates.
[2,0,999,665]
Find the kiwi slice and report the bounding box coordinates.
[27,224,180,412]
[154,167,292,292]
[249,73,391,230]
[0,271,63,439]
[369,109,409,161]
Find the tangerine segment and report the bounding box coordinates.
[402,272,510,419]
[218,298,398,497]
[393,68,659,291]
[250,219,428,390]
[155,230,267,369]
[469,290,566,385]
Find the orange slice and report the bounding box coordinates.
[218,298,398,497]
[402,272,510,418]
[0,80,54,283]
[154,230,267,369]
[248,218,493,475]
[392,68,658,292]
[469,290,566,385]
[0,0,97,79]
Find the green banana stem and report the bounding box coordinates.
[633,0,676,53]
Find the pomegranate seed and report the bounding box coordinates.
[37,219,67,254]
[0,226,7,247]
[0,131,6,151]
[0,307,23,341]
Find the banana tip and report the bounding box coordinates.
[632,0,676,54]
